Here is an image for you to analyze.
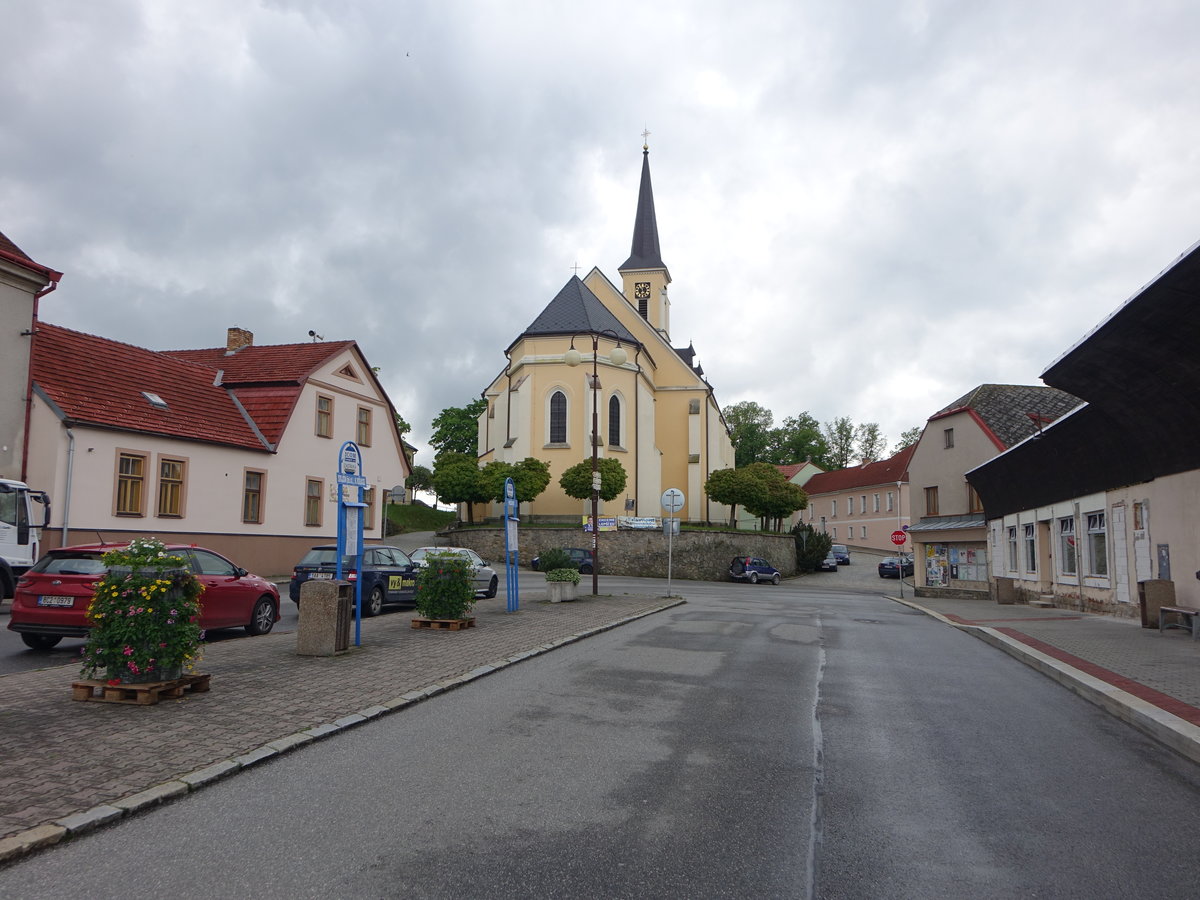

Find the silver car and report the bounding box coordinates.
[409,546,499,598]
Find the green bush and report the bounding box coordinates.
[537,547,574,572]
[414,552,476,620]
[791,522,833,572]
[545,568,581,585]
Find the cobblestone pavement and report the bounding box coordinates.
[0,591,680,861]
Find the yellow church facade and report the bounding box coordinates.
[476,147,735,523]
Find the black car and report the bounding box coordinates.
[289,545,419,616]
[817,552,839,572]
[878,555,915,579]
[729,556,782,585]
[530,547,595,574]
[831,544,851,565]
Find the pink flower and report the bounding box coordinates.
[122,646,133,656]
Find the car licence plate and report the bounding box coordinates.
[38,595,75,607]
[309,572,334,580]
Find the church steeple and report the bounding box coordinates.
[619,139,672,336]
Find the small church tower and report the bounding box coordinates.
[618,141,672,338]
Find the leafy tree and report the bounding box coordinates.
[893,426,923,453]
[704,467,746,526]
[479,457,551,510]
[724,400,774,467]
[791,522,833,572]
[560,457,628,502]
[854,422,886,464]
[822,417,857,469]
[393,412,412,438]
[766,412,828,466]
[740,462,807,531]
[430,399,488,460]
[430,452,489,524]
[407,464,433,496]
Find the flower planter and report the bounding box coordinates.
[547,581,578,603]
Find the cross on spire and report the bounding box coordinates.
[571,261,581,275]
[641,127,651,149]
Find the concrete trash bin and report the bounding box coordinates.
[297,579,353,655]
[994,576,1017,605]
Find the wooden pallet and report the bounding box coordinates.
[71,673,211,706]
[411,617,476,631]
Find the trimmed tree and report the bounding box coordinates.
[431,452,489,524]
[560,457,628,503]
[480,458,552,512]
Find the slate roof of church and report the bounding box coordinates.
[932,383,1082,449]
[619,148,666,272]
[512,276,639,349]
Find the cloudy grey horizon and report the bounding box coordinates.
[4,1,1198,464]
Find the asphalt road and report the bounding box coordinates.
[6,573,1200,898]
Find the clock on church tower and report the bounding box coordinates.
[634,282,651,299]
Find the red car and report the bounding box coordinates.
[7,543,281,650]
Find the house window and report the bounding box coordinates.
[608,395,621,447]
[873,493,880,513]
[116,451,147,516]
[364,486,376,531]
[243,470,265,524]
[305,478,323,526]
[357,407,372,446]
[1059,517,1077,576]
[968,483,984,514]
[316,395,333,438]
[1024,523,1036,573]
[832,526,837,539]
[157,457,186,518]
[861,495,867,515]
[1086,512,1108,576]
[847,497,854,515]
[1007,526,1018,571]
[944,428,955,448]
[861,526,867,540]
[831,500,837,518]
[887,491,895,512]
[549,391,567,444]
[924,486,939,516]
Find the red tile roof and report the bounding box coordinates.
[777,462,822,481]
[0,229,62,282]
[802,444,916,496]
[166,341,355,385]
[32,324,270,450]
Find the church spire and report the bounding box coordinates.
[619,142,666,272]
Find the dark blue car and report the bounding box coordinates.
[729,556,782,585]
[289,544,419,616]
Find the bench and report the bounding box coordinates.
[1158,605,1200,640]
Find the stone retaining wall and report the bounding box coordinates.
[436,526,797,582]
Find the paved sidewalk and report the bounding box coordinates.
[0,592,682,864]
[891,593,1200,766]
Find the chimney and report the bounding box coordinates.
[226,327,253,354]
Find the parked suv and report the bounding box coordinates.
[290,544,420,614]
[729,556,782,585]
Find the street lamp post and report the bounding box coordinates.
[565,331,627,595]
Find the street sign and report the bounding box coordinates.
[661,488,685,514]
[891,530,907,545]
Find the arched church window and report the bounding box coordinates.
[608,395,621,447]
[549,391,567,444]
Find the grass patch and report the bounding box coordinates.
[385,502,456,535]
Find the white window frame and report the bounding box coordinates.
[1058,516,1077,577]
[1023,523,1036,573]
[1007,526,1018,572]
[1086,511,1108,577]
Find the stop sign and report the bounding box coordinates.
[890,530,907,545]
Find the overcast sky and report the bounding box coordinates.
[4,1,1198,463]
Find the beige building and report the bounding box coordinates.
[907,384,1080,598]
[26,325,410,576]
[0,230,60,481]
[477,146,735,522]
[970,239,1200,616]
[799,447,914,552]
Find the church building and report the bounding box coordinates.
[476,144,735,522]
